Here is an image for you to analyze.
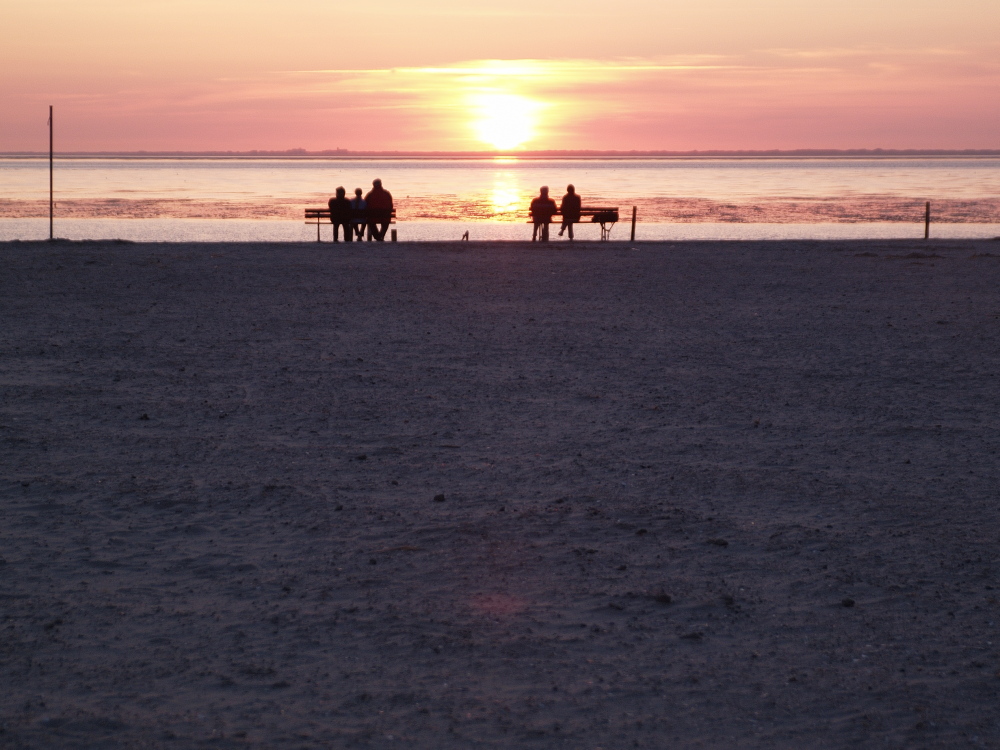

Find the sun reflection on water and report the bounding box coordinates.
[489,174,525,219]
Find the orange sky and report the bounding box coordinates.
[2,0,999,151]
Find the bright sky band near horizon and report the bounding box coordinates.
[2,0,999,153]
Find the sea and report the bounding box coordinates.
[1,156,999,242]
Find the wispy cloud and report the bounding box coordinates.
[764,46,969,59]
[293,63,735,75]
[9,52,999,151]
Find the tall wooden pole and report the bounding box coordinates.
[630,206,637,242]
[924,201,930,240]
[49,106,53,241]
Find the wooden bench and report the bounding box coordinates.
[304,208,396,242]
[528,207,620,241]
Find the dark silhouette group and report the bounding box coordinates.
[530,184,582,242]
[328,180,590,242]
[328,178,394,242]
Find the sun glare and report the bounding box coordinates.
[489,173,524,219]
[470,94,541,151]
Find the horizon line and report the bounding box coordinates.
[3,148,1000,159]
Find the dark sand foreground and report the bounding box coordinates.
[2,239,1000,749]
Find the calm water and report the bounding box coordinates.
[2,157,999,241]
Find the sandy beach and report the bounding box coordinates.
[3,237,1000,748]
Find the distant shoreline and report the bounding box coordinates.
[3,149,1000,160]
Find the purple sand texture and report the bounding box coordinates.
[1,239,1000,748]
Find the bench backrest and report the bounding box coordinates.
[530,206,619,221]
[305,208,396,218]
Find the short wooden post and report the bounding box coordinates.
[390,229,397,242]
[630,206,637,241]
[924,201,930,240]
[317,218,321,243]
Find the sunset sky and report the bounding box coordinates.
[3,0,999,152]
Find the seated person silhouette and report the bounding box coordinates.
[530,186,557,242]
[558,184,582,240]
[350,188,367,240]
[364,178,393,241]
[328,186,353,242]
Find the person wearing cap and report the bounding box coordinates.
[558,184,582,240]
[327,186,353,243]
[530,186,557,242]
[364,178,393,241]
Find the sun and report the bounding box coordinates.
[470,94,541,151]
